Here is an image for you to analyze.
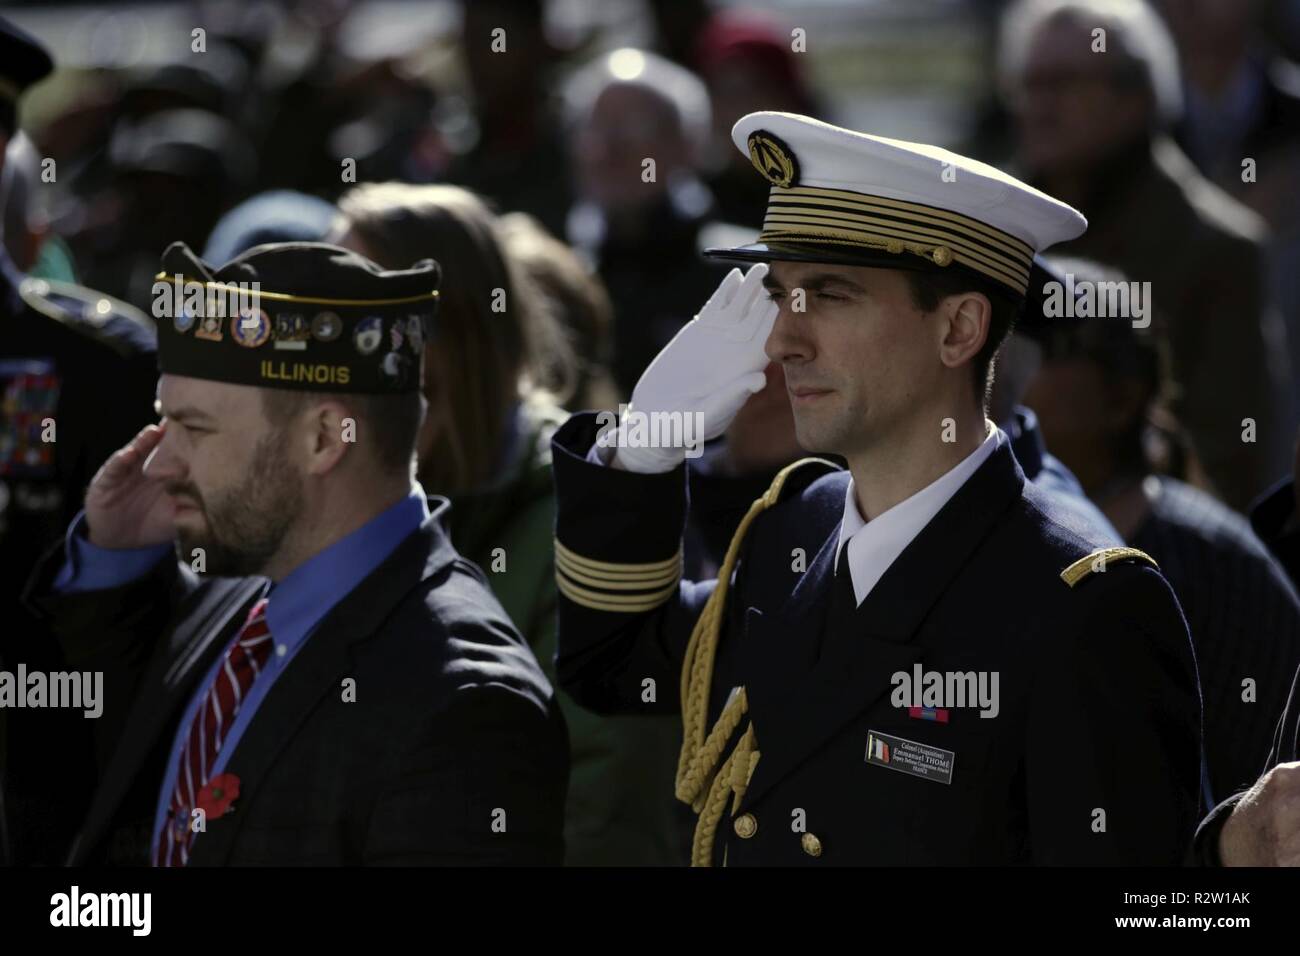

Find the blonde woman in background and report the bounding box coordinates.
[330,183,685,865]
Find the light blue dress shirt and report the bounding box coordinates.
[53,488,431,861]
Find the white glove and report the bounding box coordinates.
[602,264,778,473]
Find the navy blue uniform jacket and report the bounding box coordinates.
[552,413,1201,865]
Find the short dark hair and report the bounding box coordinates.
[904,269,1023,408]
[260,389,422,475]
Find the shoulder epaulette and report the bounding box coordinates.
[758,456,842,508]
[1060,546,1159,587]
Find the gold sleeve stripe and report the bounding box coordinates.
[554,538,681,576]
[555,571,680,613]
[555,553,682,586]
[1060,547,1159,587]
[555,557,680,591]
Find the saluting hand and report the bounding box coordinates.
[1219,761,1300,866]
[84,423,176,550]
[609,264,778,473]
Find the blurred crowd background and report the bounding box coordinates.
[5,0,1300,865]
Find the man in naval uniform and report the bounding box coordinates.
[550,112,1201,865]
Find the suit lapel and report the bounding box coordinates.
[69,574,266,864]
[191,515,457,864]
[739,441,1025,808]
[742,528,922,810]
[743,527,835,698]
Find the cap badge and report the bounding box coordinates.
[747,130,799,188]
[231,308,271,348]
[311,311,342,342]
[405,315,425,351]
[194,312,224,342]
[273,312,310,350]
[354,316,384,355]
[173,306,197,334]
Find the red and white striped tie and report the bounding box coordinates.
[155,597,273,867]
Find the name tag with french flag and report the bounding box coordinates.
[866,730,955,785]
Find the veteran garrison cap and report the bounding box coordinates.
[155,241,440,393]
[705,112,1088,299]
[0,15,54,132]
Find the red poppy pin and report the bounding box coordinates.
[196,773,241,819]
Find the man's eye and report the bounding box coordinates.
[765,290,786,303]
[816,291,846,302]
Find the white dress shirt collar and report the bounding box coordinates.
[834,422,1004,607]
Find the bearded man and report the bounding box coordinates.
[15,241,567,866]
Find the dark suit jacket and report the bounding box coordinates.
[1191,478,1300,863]
[1251,479,1300,586]
[552,413,1201,865]
[18,500,568,866]
[1193,641,1300,865]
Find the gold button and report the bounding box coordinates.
[733,813,757,839]
[801,832,823,857]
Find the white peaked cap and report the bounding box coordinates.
[705,111,1088,298]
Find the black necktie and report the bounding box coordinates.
[833,539,857,607]
[819,540,859,661]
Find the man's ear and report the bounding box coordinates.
[938,292,991,371]
[303,399,354,477]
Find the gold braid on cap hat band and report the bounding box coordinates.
[759,185,1034,296]
[154,273,439,307]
